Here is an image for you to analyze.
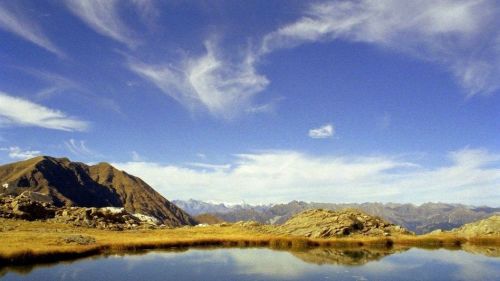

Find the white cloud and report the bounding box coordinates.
[113,148,500,206]
[0,2,64,57]
[186,162,231,172]
[64,0,137,47]
[1,146,41,160]
[128,41,269,119]
[0,91,89,131]
[64,139,96,157]
[308,124,334,139]
[261,0,500,96]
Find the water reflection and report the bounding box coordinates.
[290,247,409,265]
[2,247,499,281]
[461,244,500,257]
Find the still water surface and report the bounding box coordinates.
[2,247,499,281]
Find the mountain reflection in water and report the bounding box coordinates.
[2,246,499,281]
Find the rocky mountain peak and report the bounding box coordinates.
[0,156,195,227]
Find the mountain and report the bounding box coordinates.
[0,156,196,226]
[173,199,233,215]
[172,199,271,215]
[173,199,500,234]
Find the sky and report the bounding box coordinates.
[0,0,499,206]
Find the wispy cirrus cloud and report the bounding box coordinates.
[64,139,97,157]
[0,91,88,131]
[64,0,138,47]
[0,146,41,160]
[128,1,500,119]
[0,2,64,57]
[18,68,122,114]
[309,124,334,139]
[261,0,500,96]
[128,41,269,119]
[114,148,500,206]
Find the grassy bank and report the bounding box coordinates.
[0,218,498,267]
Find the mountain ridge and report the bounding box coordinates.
[174,199,500,234]
[0,156,196,226]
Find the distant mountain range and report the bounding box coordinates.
[173,199,500,234]
[0,156,196,226]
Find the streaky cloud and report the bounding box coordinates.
[0,2,65,57]
[261,0,500,96]
[64,139,97,157]
[128,41,269,119]
[64,0,138,47]
[0,91,89,132]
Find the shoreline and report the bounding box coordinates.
[1,233,499,268]
[1,218,498,268]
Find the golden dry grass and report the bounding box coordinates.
[0,218,498,266]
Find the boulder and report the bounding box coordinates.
[0,194,56,220]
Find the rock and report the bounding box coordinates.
[450,215,500,237]
[269,209,413,238]
[0,194,56,220]
[62,235,96,245]
[0,192,165,230]
[428,229,443,235]
[17,191,53,204]
[234,221,261,227]
[53,206,162,230]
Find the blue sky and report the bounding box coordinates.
[0,0,499,205]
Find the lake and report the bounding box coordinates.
[1,247,499,281]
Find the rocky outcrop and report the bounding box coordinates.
[450,215,500,237]
[0,195,166,230]
[269,209,413,238]
[53,207,162,230]
[0,193,56,220]
[0,156,196,226]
